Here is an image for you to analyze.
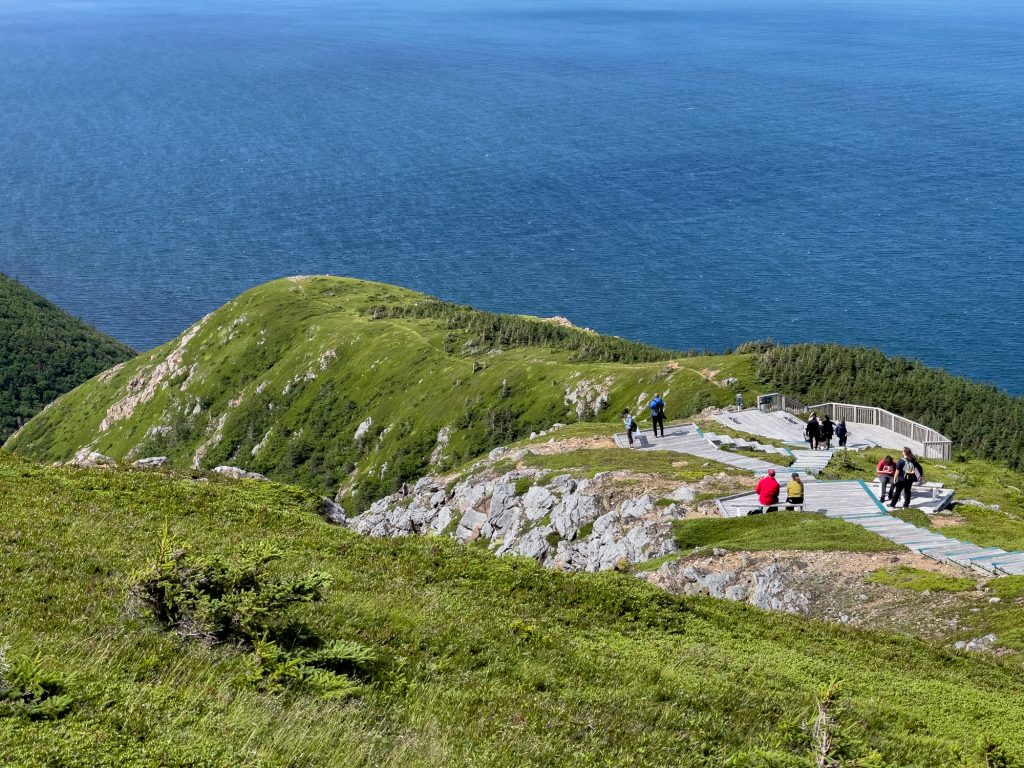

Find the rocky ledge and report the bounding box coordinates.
[346,467,694,573]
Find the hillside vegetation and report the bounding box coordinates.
[6,276,755,512]
[2,451,1024,767]
[0,274,134,442]
[758,344,1024,468]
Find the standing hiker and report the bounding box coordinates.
[805,413,821,450]
[836,419,849,448]
[889,447,924,509]
[754,469,781,513]
[622,409,638,449]
[820,416,835,450]
[649,394,666,438]
[876,455,897,503]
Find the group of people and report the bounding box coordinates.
[876,448,925,509]
[753,468,803,512]
[805,412,848,450]
[621,394,666,448]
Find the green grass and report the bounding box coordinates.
[867,566,977,593]
[521,447,742,483]
[989,576,1024,601]
[673,513,901,554]
[3,453,1024,766]
[6,277,758,512]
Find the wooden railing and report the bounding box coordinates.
[756,393,952,460]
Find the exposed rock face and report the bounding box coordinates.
[99,314,210,432]
[211,466,269,481]
[657,562,811,615]
[429,427,451,465]
[564,378,611,420]
[132,456,169,469]
[354,418,373,442]
[321,497,347,524]
[68,449,116,468]
[347,470,686,573]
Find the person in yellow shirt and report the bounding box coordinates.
[785,472,804,510]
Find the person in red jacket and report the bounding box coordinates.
[754,469,781,513]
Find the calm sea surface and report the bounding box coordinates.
[1,0,1022,391]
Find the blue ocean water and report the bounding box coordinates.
[1,0,1022,391]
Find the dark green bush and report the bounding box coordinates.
[131,538,375,697]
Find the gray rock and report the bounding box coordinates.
[669,486,696,502]
[211,466,269,481]
[954,634,998,653]
[456,509,488,541]
[69,450,116,468]
[724,584,750,602]
[620,496,653,520]
[988,597,1002,604]
[514,527,552,562]
[522,485,556,520]
[132,456,169,469]
[321,497,347,524]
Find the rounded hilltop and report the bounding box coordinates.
[5,276,754,514]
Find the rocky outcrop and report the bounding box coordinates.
[68,449,116,469]
[132,456,169,469]
[347,470,687,573]
[653,561,811,615]
[212,466,269,481]
[321,497,347,524]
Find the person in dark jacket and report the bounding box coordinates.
[820,417,835,450]
[649,394,666,438]
[805,414,821,450]
[888,447,924,509]
[836,420,848,448]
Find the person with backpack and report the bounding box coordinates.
[622,408,638,449]
[649,394,666,438]
[836,419,848,448]
[805,414,821,450]
[889,447,924,509]
[820,416,835,450]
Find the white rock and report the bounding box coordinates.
[69,450,116,468]
[132,456,169,469]
[354,417,373,441]
[211,466,269,481]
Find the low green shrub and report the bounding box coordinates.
[131,538,374,697]
[0,643,73,720]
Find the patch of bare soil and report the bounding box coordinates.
[930,514,966,528]
[653,549,991,644]
[526,436,616,454]
[698,368,721,381]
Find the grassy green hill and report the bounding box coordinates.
[0,274,134,442]
[5,276,755,512]
[2,451,1023,767]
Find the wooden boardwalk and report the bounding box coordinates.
[714,480,1022,576]
[713,409,926,455]
[613,424,783,474]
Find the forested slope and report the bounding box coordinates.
[0,274,134,442]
